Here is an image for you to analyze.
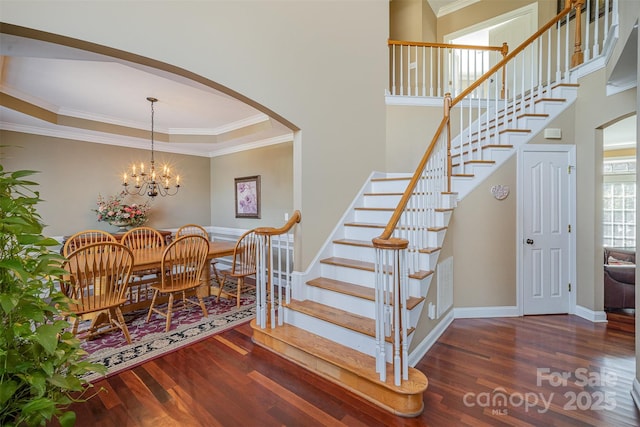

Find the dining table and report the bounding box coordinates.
[122,240,236,312]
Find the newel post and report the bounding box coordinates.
[372,237,409,385]
[571,0,585,67]
[500,42,509,99]
[444,93,453,194]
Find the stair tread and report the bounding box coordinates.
[498,128,531,134]
[334,238,374,247]
[344,221,386,228]
[354,207,394,211]
[250,320,428,394]
[370,177,411,182]
[307,276,424,309]
[321,257,433,280]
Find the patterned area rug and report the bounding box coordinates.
[80,284,255,382]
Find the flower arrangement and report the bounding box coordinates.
[94,191,150,228]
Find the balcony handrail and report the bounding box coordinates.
[388,39,507,53]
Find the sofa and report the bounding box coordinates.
[603,247,635,311]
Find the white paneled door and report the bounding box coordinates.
[520,146,573,315]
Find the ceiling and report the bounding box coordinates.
[0,32,294,158]
[1,6,636,157]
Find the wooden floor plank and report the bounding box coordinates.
[50,315,639,427]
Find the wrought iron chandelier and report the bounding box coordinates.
[121,97,181,198]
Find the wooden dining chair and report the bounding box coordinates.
[216,229,258,308]
[146,234,210,332]
[176,224,208,239]
[176,223,221,291]
[121,226,166,250]
[62,229,116,257]
[62,242,134,344]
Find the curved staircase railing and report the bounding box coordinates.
[373,0,618,385]
[254,210,301,328]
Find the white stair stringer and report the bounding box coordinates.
[451,84,578,200]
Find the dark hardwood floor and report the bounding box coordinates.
[54,315,639,426]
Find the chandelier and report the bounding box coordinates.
[121,97,181,198]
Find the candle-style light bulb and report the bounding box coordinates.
[123,172,128,184]
[132,164,136,175]
[140,162,145,174]
[176,175,180,185]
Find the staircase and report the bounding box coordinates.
[251,0,613,416]
[251,80,579,416]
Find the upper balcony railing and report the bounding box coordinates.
[388,0,617,99]
[388,40,509,98]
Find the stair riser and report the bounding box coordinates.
[441,194,458,209]
[452,161,493,176]
[551,86,578,98]
[370,179,410,194]
[355,209,394,224]
[319,264,424,296]
[285,308,378,357]
[363,195,402,208]
[306,285,375,318]
[333,244,438,272]
[534,100,566,116]
[344,225,385,241]
[428,229,446,248]
[333,243,376,263]
[516,115,547,132]
[285,307,418,364]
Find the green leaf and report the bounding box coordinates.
[0,294,19,314]
[34,324,63,355]
[58,411,77,427]
[0,380,18,405]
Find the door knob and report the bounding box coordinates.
[526,239,534,245]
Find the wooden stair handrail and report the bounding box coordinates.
[375,2,580,247]
[388,39,507,53]
[451,3,575,108]
[254,210,301,236]
[374,114,450,245]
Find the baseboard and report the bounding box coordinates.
[408,310,454,367]
[632,379,640,413]
[454,305,520,318]
[574,305,608,323]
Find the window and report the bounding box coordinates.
[603,159,636,248]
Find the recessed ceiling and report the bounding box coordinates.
[0,33,294,158]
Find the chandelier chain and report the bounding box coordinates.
[120,97,181,198]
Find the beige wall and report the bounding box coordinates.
[437,0,557,42]
[210,143,293,229]
[1,0,389,270]
[0,131,211,236]
[390,0,436,42]
[385,104,444,172]
[451,155,518,307]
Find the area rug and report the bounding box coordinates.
[80,284,256,382]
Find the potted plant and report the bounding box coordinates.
[0,165,105,427]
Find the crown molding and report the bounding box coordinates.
[437,0,481,18]
[208,133,293,157]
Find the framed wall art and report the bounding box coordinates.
[235,175,261,218]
